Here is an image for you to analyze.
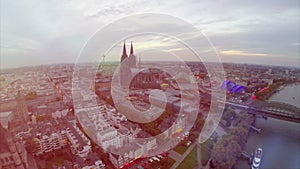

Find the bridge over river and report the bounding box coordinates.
[218,100,300,123]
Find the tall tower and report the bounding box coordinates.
[129,41,137,68]
[120,41,137,88]
[15,90,29,123]
[130,41,134,55]
[121,41,128,62]
[120,41,130,88]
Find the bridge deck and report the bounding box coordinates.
[219,100,300,123]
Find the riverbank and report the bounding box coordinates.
[254,81,297,101]
[207,110,255,169]
[236,84,300,169]
[269,83,300,107]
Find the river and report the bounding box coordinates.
[236,84,300,169]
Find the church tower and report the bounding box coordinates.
[121,41,128,62]
[120,41,130,88]
[130,41,134,56]
[15,90,29,122]
[129,41,137,68]
[120,41,138,88]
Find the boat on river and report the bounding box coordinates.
[251,148,263,169]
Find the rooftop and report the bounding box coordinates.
[0,111,12,118]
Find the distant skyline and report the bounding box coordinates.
[1,0,299,69]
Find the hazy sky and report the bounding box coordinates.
[1,0,299,69]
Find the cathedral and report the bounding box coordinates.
[121,41,137,68]
[119,41,138,88]
[120,41,164,89]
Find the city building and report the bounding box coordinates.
[0,125,29,169]
[37,132,67,155]
[65,123,91,158]
[0,111,13,129]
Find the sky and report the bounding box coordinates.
[1,0,299,69]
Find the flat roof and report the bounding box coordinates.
[0,111,12,118]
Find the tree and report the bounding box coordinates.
[228,126,248,146]
[25,138,41,154]
[211,135,242,169]
[232,111,254,127]
[221,107,236,127]
[222,107,236,121]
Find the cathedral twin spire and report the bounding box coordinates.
[130,41,134,55]
[121,41,134,62]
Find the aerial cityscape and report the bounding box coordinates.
[1,1,299,169]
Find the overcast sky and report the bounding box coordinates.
[1,0,299,69]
